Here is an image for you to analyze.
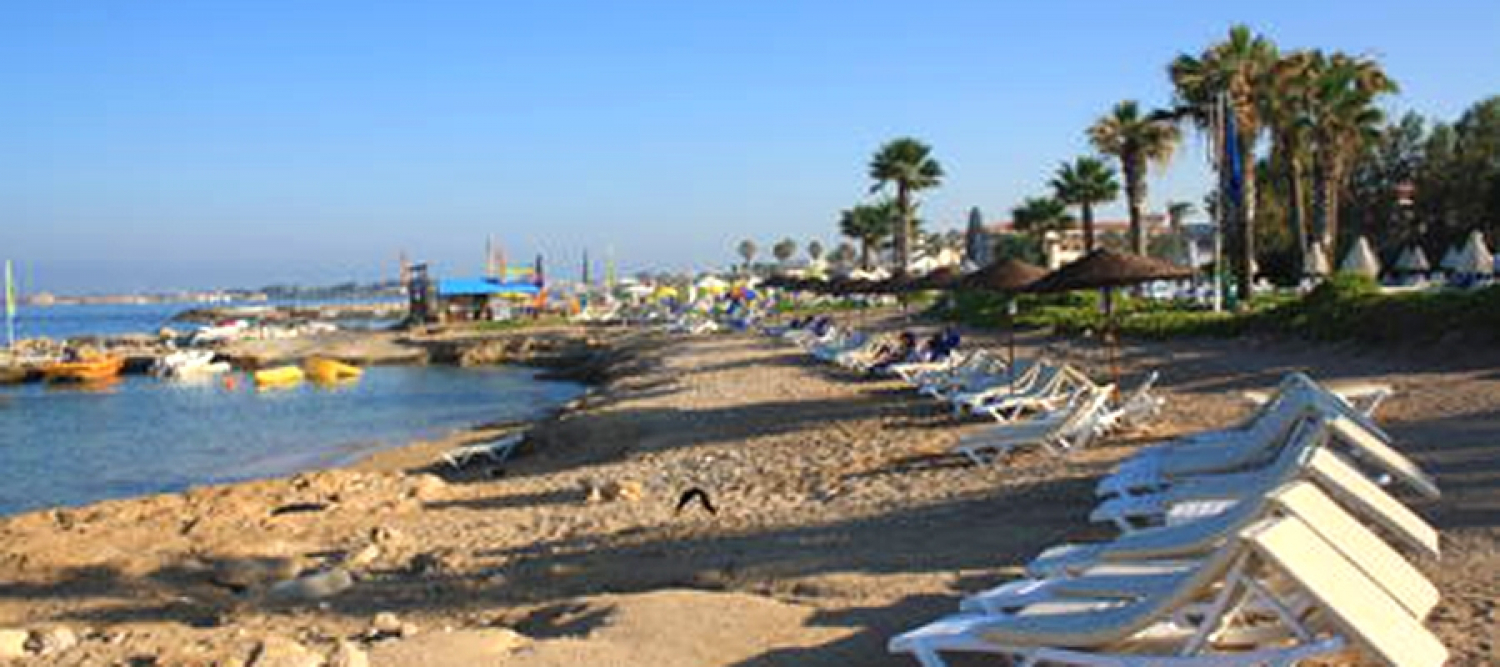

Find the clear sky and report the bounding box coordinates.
[3,1,1496,293]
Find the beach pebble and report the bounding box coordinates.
[249,636,322,667]
[583,479,643,503]
[345,543,382,568]
[370,526,405,547]
[29,626,78,655]
[406,474,447,500]
[268,567,354,601]
[328,640,369,667]
[213,556,299,591]
[0,629,28,658]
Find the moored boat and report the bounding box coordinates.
[253,365,305,388]
[41,355,125,383]
[304,357,362,384]
[151,350,232,378]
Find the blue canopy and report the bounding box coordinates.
[438,277,540,297]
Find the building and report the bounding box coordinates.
[985,215,1169,268]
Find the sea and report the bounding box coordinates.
[0,302,585,516]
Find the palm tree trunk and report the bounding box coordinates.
[1288,160,1309,260]
[894,184,911,274]
[859,240,871,270]
[1236,146,1257,303]
[1082,203,1096,252]
[1325,166,1343,251]
[1125,159,1147,256]
[1311,163,1331,250]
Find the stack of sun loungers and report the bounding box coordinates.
[889,372,1448,667]
[767,319,1165,464]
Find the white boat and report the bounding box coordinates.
[151,349,231,378]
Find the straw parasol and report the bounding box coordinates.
[1338,236,1381,278]
[906,266,963,291]
[1453,231,1495,277]
[1025,249,1192,386]
[960,257,1047,292]
[1393,245,1431,275]
[1303,241,1332,278]
[959,258,1047,383]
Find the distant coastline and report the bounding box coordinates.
[19,280,404,308]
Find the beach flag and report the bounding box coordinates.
[4,259,15,347]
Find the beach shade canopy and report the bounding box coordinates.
[1024,249,1192,294]
[1393,245,1431,274]
[1339,236,1381,278]
[759,275,791,289]
[1439,244,1462,272]
[1453,231,1495,276]
[1304,241,1332,277]
[906,266,963,291]
[960,257,1047,293]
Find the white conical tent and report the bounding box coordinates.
[1453,231,1495,276]
[1338,236,1381,278]
[1440,245,1462,272]
[1393,245,1431,274]
[1303,241,1332,277]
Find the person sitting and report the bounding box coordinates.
[868,331,918,375]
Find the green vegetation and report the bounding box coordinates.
[935,275,1500,344]
[868,137,945,270]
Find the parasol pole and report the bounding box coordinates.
[1006,298,1018,395]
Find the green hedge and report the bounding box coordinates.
[934,275,1500,344]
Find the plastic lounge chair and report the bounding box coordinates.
[441,432,525,469]
[951,386,1115,464]
[889,513,1447,667]
[1091,413,1439,532]
[973,365,1096,423]
[971,478,1438,618]
[1242,380,1393,417]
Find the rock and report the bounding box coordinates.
[407,550,459,575]
[30,626,78,655]
[268,567,354,601]
[0,629,28,659]
[213,556,300,591]
[370,526,405,547]
[345,544,381,568]
[327,640,368,667]
[249,636,322,667]
[371,612,403,635]
[406,474,446,500]
[584,479,643,504]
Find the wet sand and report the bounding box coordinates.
[0,317,1494,665]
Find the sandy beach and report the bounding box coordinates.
[0,317,1495,665]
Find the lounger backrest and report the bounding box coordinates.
[1306,448,1440,557]
[1241,515,1448,667]
[1102,491,1265,562]
[1270,482,1440,618]
[1324,414,1441,499]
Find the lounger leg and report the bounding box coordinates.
[911,645,949,667]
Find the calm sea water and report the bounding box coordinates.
[0,366,583,515]
[9,300,402,341]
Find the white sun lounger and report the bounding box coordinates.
[890,511,1447,667]
[440,432,525,469]
[951,386,1115,464]
[970,477,1439,618]
[1091,412,1439,531]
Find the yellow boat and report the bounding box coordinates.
[41,355,125,383]
[304,357,362,384]
[253,365,305,388]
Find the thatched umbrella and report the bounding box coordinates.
[1303,241,1332,279]
[1025,249,1192,386]
[906,266,963,291]
[1338,236,1381,279]
[959,258,1047,383]
[1393,245,1431,275]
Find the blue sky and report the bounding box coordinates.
[2,1,1496,293]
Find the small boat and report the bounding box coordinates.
[304,357,362,384]
[0,366,30,385]
[41,355,125,383]
[253,365,305,388]
[151,350,232,378]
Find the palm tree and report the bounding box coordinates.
[839,201,896,269]
[1306,51,1397,250]
[829,243,858,268]
[1050,157,1120,252]
[1262,50,1318,260]
[736,239,757,271]
[1170,24,1278,301]
[1010,196,1075,235]
[806,240,824,264]
[1088,100,1181,255]
[1166,200,1196,232]
[772,238,798,266]
[868,138,944,272]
